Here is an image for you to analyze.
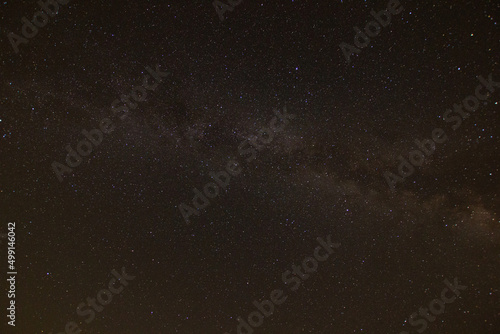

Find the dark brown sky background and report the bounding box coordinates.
[0,0,499,333]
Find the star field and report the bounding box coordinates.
[0,1,499,333]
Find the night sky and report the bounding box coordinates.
[1,0,499,333]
